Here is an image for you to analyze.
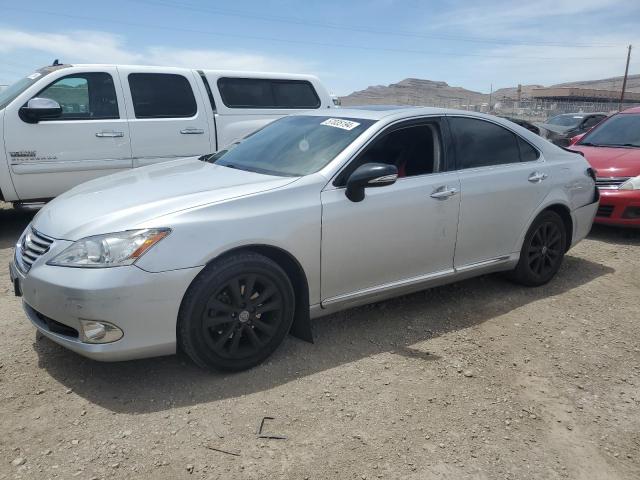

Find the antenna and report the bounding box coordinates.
[52,59,60,66]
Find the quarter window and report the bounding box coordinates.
[128,73,197,118]
[518,137,540,162]
[449,117,525,168]
[35,73,118,120]
[217,78,320,109]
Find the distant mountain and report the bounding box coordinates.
[551,74,640,93]
[340,78,487,107]
[339,74,639,107]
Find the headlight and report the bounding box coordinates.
[48,228,170,268]
[619,176,640,191]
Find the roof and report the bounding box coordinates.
[64,64,319,80]
[299,106,454,121]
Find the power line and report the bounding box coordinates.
[0,6,623,61]
[133,0,624,49]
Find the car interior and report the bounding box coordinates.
[357,124,441,178]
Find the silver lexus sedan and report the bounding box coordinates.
[9,107,599,371]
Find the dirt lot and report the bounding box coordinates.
[1,201,639,480]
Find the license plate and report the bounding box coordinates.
[9,264,22,297]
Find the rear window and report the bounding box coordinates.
[128,73,197,118]
[217,78,320,109]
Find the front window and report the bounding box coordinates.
[207,115,374,177]
[579,114,640,147]
[546,114,584,127]
[0,67,64,110]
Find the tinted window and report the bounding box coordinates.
[128,73,197,118]
[340,124,441,183]
[36,73,118,120]
[217,78,320,109]
[208,116,373,176]
[547,114,584,127]
[582,115,604,129]
[579,114,640,147]
[449,117,520,168]
[518,137,540,162]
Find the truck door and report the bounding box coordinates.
[4,68,132,200]
[119,67,213,167]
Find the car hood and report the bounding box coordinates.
[569,145,640,178]
[32,157,298,240]
[538,123,574,135]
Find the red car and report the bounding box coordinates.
[569,107,640,227]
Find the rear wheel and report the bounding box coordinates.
[508,211,567,286]
[178,252,295,371]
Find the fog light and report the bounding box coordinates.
[79,320,123,344]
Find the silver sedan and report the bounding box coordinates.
[10,107,599,370]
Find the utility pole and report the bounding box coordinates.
[488,83,493,112]
[619,44,632,111]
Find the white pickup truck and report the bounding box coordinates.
[0,63,333,203]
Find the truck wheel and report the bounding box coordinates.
[508,211,567,287]
[178,252,295,371]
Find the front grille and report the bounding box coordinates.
[595,177,629,189]
[17,227,55,273]
[596,205,615,217]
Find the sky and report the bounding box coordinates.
[0,0,639,95]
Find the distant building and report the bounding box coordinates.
[532,87,640,104]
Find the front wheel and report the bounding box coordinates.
[178,252,295,371]
[508,211,567,286]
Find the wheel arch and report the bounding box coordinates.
[543,203,573,251]
[210,244,313,343]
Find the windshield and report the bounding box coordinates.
[208,115,375,176]
[546,114,584,127]
[0,67,64,110]
[579,114,640,148]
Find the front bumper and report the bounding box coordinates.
[594,189,640,227]
[12,256,203,361]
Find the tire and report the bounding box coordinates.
[178,252,295,371]
[508,210,567,287]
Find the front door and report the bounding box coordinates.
[119,68,213,168]
[4,68,132,200]
[320,120,460,304]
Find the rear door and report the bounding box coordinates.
[4,68,132,200]
[447,116,551,268]
[119,68,213,167]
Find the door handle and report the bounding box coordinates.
[430,186,459,199]
[180,128,205,135]
[95,131,124,138]
[528,172,548,183]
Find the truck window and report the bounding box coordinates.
[217,78,320,109]
[35,73,119,121]
[128,73,197,118]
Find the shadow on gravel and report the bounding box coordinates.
[0,203,38,249]
[588,224,640,246]
[33,255,614,414]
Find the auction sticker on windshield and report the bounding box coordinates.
[321,118,361,131]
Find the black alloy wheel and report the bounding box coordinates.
[178,253,295,371]
[202,273,283,359]
[509,210,567,286]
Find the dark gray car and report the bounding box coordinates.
[539,112,607,146]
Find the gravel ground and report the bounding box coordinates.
[1,201,639,480]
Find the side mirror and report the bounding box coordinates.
[19,98,62,123]
[345,163,398,202]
